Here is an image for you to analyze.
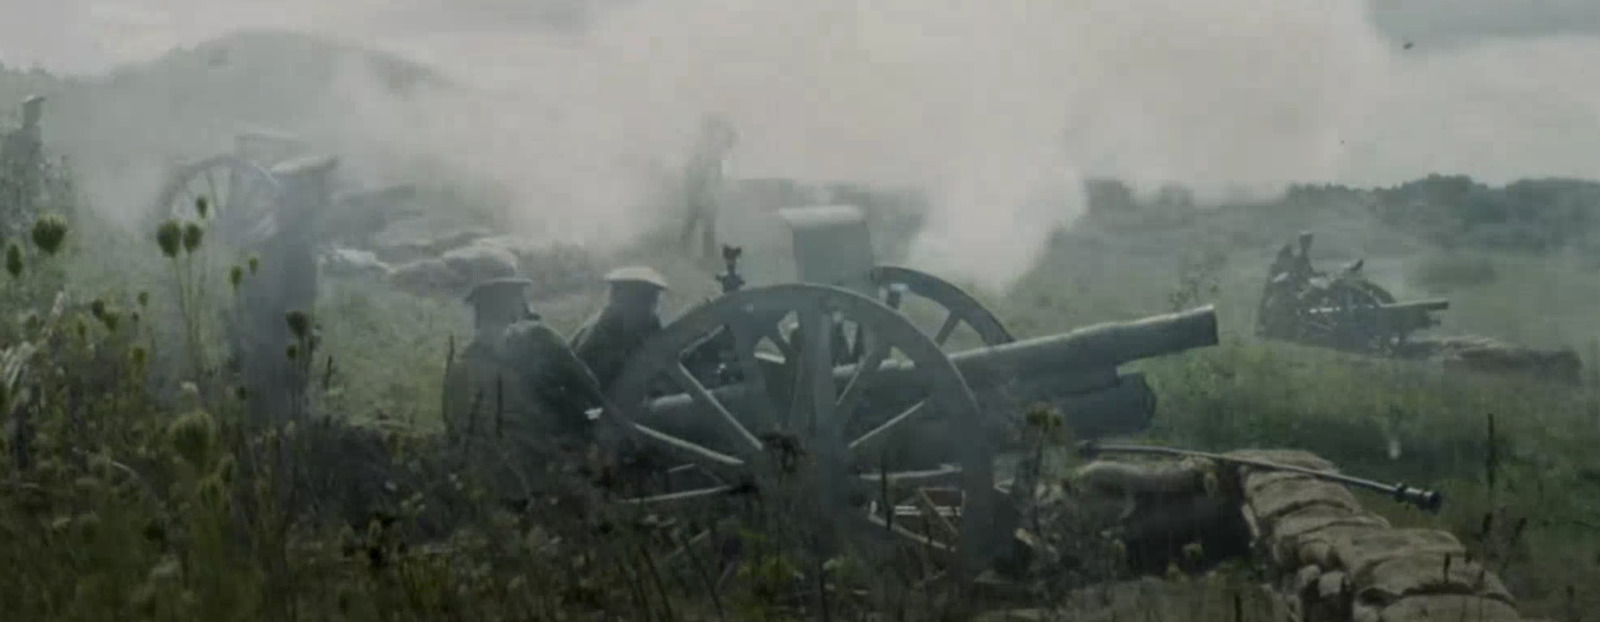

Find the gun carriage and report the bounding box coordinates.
[1255,233,1448,355]
[586,204,1221,583]
[147,131,415,423]
[149,129,416,252]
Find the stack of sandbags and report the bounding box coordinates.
[1225,449,1525,622]
[386,236,603,301]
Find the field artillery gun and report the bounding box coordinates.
[582,203,1221,586]
[1,94,73,239]
[1256,232,1448,355]
[689,204,1179,439]
[147,129,416,253]
[144,133,396,423]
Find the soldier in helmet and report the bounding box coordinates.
[1,95,46,224]
[1256,243,1298,338]
[680,114,737,262]
[570,266,670,394]
[444,277,607,447]
[1288,231,1319,283]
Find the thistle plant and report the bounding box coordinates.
[156,200,223,386]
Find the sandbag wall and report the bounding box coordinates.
[1226,449,1527,622]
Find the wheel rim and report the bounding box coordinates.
[153,155,283,249]
[868,265,1015,351]
[601,283,999,581]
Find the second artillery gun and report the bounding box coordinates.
[147,129,419,253]
[582,203,1221,584]
[1256,231,1449,356]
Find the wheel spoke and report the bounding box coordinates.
[859,511,959,562]
[835,336,891,427]
[855,464,963,488]
[932,312,961,347]
[911,489,961,540]
[224,165,242,215]
[179,186,202,218]
[235,177,263,220]
[631,423,745,468]
[663,361,765,455]
[798,307,837,438]
[620,485,738,505]
[203,169,221,217]
[728,320,782,434]
[847,399,929,456]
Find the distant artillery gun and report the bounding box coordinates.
[1296,297,1450,350]
[147,137,351,422]
[582,203,1220,585]
[1256,234,1448,355]
[148,129,418,254]
[1255,233,1580,383]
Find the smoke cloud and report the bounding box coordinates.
[8,0,1600,290]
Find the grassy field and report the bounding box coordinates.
[7,57,1600,620]
[3,188,1598,620]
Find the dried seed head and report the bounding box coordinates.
[194,196,209,220]
[285,310,310,340]
[29,214,68,256]
[155,220,182,258]
[181,222,204,254]
[5,243,22,278]
[229,265,244,289]
[167,408,217,469]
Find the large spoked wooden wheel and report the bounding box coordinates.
[153,155,283,250]
[600,283,1001,584]
[869,265,1015,351]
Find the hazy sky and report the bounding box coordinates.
[4,0,1599,74]
[6,0,1600,288]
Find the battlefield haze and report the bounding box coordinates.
[7,2,1600,620]
[6,0,1600,289]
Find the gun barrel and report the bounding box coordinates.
[1388,298,1450,312]
[622,306,1218,425]
[1307,298,1449,315]
[946,305,1218,387]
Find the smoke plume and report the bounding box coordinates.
[8,1,1600,290]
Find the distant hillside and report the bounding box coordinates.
[1082,174,1600,258]
[1,29,457,219]
[9,31,1600,260]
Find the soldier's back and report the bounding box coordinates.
[571,311,661,392]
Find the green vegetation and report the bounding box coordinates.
[6,56,1600,620]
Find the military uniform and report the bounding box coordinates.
[1,96,45,237]
[570,266,669,394]
[445,278,605,448]
[679,116,735,260]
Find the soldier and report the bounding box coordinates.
[1258,239,1312,339]
[679,114,737,261]
[1,95,44,166]
[1,95,46,231]
[570,266,670,394]
[1288,231,1319,283]
[444,277,607,447]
